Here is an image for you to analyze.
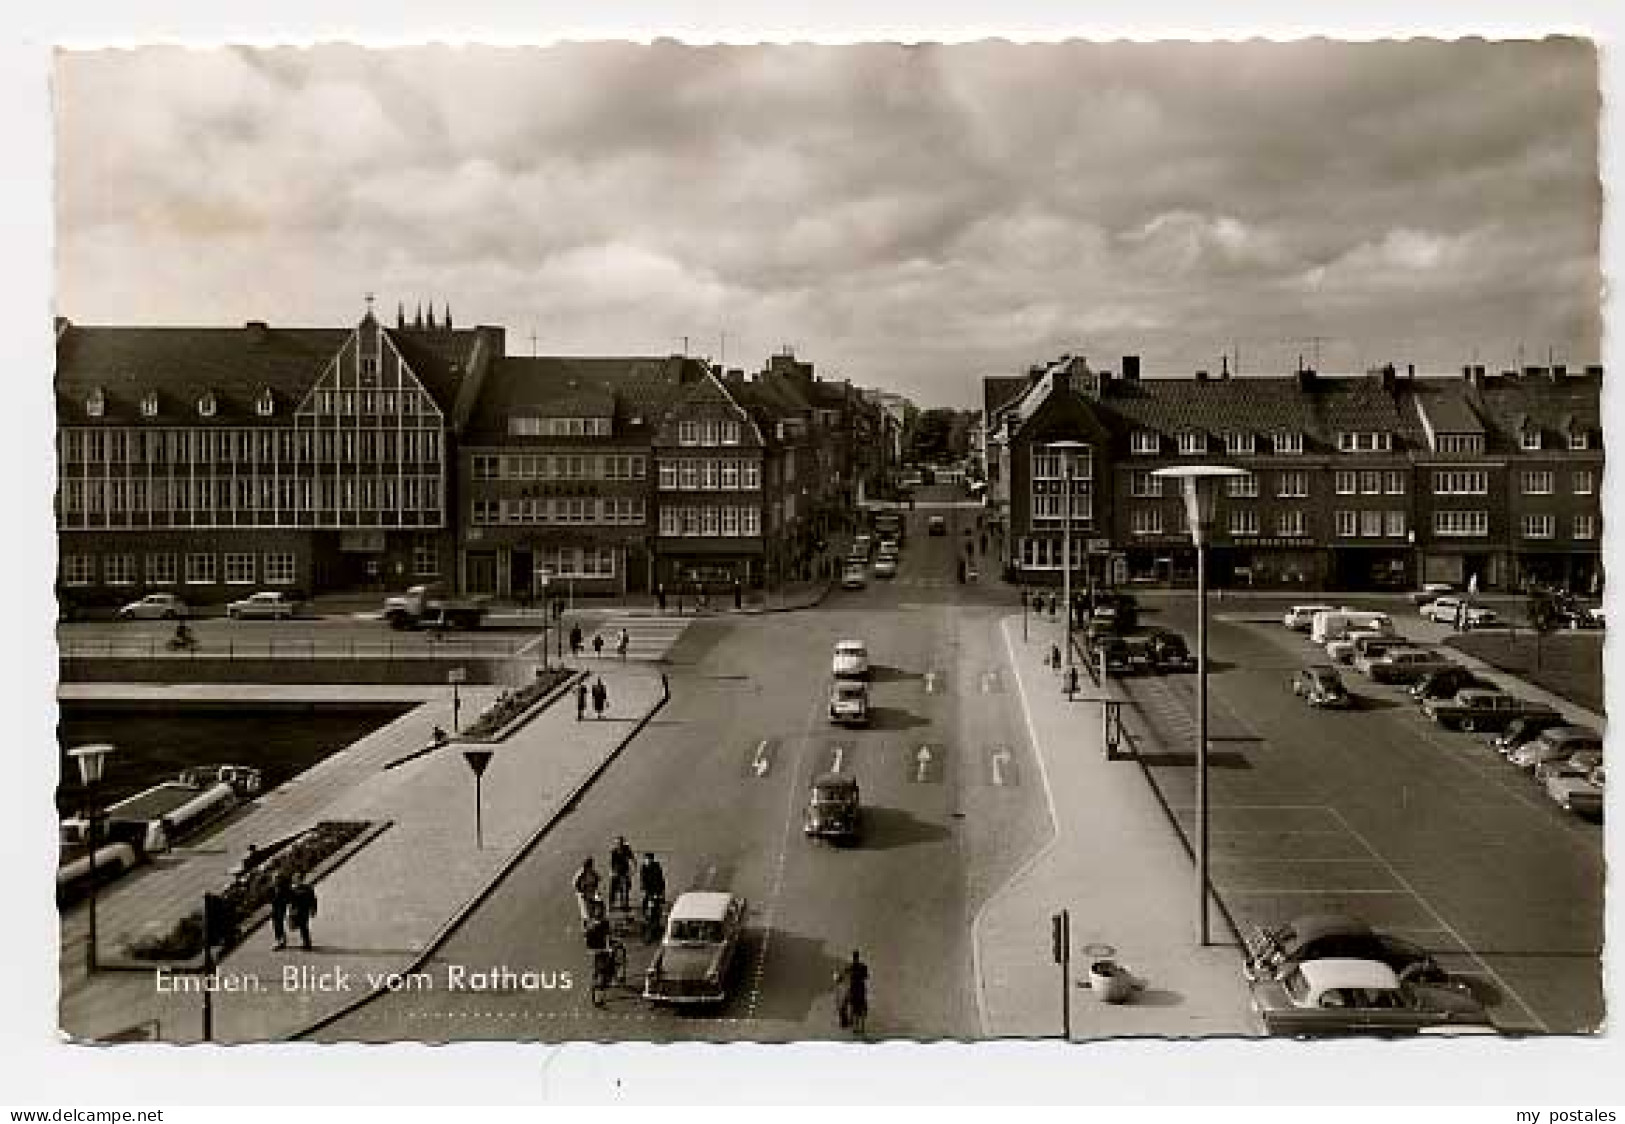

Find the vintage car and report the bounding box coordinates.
[1249,957,1491,1037]
[115,592,190,621]
[1291,665,1352,709]
[1420,596,1499,628]
[873,556,898,579]
[1144,629,1196,672]
[1356,647,1456,685]
[1328,631,1406,667]
[828,680,871,727]
[1410,666,1495,704]
[1490,713,1571,755]
[927,515,948,536]
[226,590,302,620]
[643,891,748,1006]
[1409,582,1458,606]
[1422,688,1560,733]
[1545,764,1604,817]
[1512,726,1602,775]
[1242,913,1450,986]
[1283,604,1337,632]
[803,772,862,842]
[831,640,870,680]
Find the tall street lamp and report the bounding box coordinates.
[1048,440,1089,673]
[68,743,116,973]
[1152,464,1250,946]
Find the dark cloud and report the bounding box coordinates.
[55,39,1600,406]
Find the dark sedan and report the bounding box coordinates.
[1243,913,1449,985]
[1290,665,1352,709]
[1410,666,1494,704]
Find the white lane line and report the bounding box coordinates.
[1326,806,1551,1034]
[990,747,1011,787]
[831,745,845,774]
[1221,889,1411,896]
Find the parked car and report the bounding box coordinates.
[1410,667,1495,704]
[115,592,190,621]
[226,590,301,620]
[1421,597,1499,627]
[1250,957,1492,1037]
[965,563,979,583]
[828,680,871,727]
[1242,913,1451,986]
[831,640,870,680]
[1423,688,1561,733]
[1326,629,1397,666]
[1545,764,1604,817]
[927,515,947,536]
[1291,665,1352,709]
[1357,647,1456,685]
[873,556,898,579]
[1145,629,1196,672]
[802,771,862,842]
[840,563,867,591]
[1490,713,1571,755]
[643,891,748,1005]
[1532,744,1603,785]
[1512,726,1603,775]
[1410,582,1459,606]
[1283,604,1337,632]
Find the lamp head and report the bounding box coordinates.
[1151,464,1251,546]
[69,743,115,787]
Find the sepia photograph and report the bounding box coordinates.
[9,1,1621,1107]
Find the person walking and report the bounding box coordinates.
[835,949,870,1034]
[575,680,588,722]
[287,872,318,951]
[608,836,635,911]
[269,869,293,950]
[733,580,743,610]
[591,677,608,720]
[656,584,667,613]
[616,628,630,661]
[570,624,583,657]
[593,632,604,658]
[573,857,601,922]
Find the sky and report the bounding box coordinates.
[54,38,1602,408]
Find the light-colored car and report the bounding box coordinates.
[1545,764,1604,817]
[840,563,867,590]
[1249,957,1491,1037]
[643,891,747,1006]
[965,563,979,583]
[1326,629,1393,666]
[1356,647,1456,684]
[832,640,870,680]
[874,556,898,579]
[115,592,190,621]
[828,680,871,726]
[1283,604,1337,632]
[1511,726,1603,774]
[1421,597,1499,627]
[227,591,301,620]
[1410,582,1458,606]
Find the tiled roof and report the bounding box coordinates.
[983,376,1031,427]
[1474,371,1602,443]
[55,323,347,425]
[1408,381,1485,434]
[384,326,491,413]
[464,356,695,438]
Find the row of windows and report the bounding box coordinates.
[1334,471,1407,496]
[657,506,763,537]
[656,459,763,491]
[677,419,743,447]
[1334,510,1409,538]
[1130,507,1308,537]
[1434,434,1484,455]
[1016,538,1090,569]
[470,497,646,526]
[61,551,298,587]
[1130,431,1306,456]
[1128,471,1310,498]
[1434,510,1489,537]
[310,389,433,417]
[1030,450,1095,480]
[62,426,442,466]
[471,454,646,481]
[1522,515,1596,540]
[509,416,612,438]
[528,546,620,579]
[61,476,443,516]
[1031,493,1093,521]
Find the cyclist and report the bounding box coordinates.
[583,898,620,1006]
[834,949,870,1034]
[608,836,635,911]
[639,852,667,941]
[572,857,601,923]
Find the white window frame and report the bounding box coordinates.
[1278,471,1309,498]
[1520,428,1541,451]
[1385,511,1407,538]
[1522,471,1554,496]
[1434,510,1489,537]
[741,461,761,490]
[1522,514,1555,540]
[1131,508,1163,536]
[1360,510,1384,538]
[62,555,95,586]
[1360,471,1382,495]
[1228,509,1259,536]
[1569,430,1589,451]
[679,420,700,446]
[1335,471,1357,495]
[1274,431,1304,455]
[1224,432,1255,455]
[146,553,177,585]
[1277,510,1306,537]
[1131,430,1159,455]
[1384,471,1405,495]
[223,553,256,585]
[1335,511,1357,537]
[1177,431,1207,456]
[1574,515,1596,540]
[1131,471,1162,498]
[104,554,136,586]
[186,553,217,584]
[1574,470,1594,495]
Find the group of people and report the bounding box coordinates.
[569,625,631,660]
[573,677,612,721]
[573,841,665,922]
[268,868,319,951]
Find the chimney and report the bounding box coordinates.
[1121,355,1141,381]
[1195,369,1209,382]
[1406,363,1415,379]
[1551,364,1567,382]
[245,320,270,344]
[1379,363,1395,392]
[1220,355,1230,380]
[1296,367,1316,392]
[1524,366,1543,378]
[1585,364,1604,377]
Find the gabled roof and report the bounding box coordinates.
[463,355,697,439]
[384,326,492,414]
[1409,382,1485,434]
[983,375,1031,427]
[1473,371,1602,444]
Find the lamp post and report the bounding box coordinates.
[68,743,115,973]
[1048,441,1089,672]
[448,667,466,734]
[1152,464,1250,946]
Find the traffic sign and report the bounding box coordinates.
[462,749,493,777]
[448,667,468,684]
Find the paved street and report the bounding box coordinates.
[315,503,1053,1041]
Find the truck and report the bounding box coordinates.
[382,583,489,630]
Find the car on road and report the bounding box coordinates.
[831,640,870,680]
[827,680,871,727]
[226,591,302,620]
[1490,713,1571,755]
[1423,688,1560,733]
[803,771,862,842]
[1145,629,1196,672]
[873,556,898,579]
[115,592,190,621]
[927,515,947,536]
[964,563,979,583]
[851,534,873,559]
[1326,629,1401,666]
[1512,726,1602,775]
[1291,665,1352,709]
[1242,913,1451,986]
[643,891,748,1006]
[1356,647,1456,685]
[1410,582,1458,606]
[1283,604,1337,632]
[1249,957,1492,1037]
[840,563,868,590]
[1420,596,1499,628]
[1410,667,1495,704]
[1545,764,1604,817]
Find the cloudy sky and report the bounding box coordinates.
[54,39,1600,407]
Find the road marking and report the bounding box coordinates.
[751,739,772,778]
[990,747,1012,786]
[912,744,945,784]
[923,670,940,694]
[831,744,845,773]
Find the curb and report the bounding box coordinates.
[287,674,672,1040]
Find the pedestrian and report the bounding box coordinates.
[287,872,318,950]
[269,869,293,950]
[570,624,583,656]
[1050,643,1062,670]
[609,836,635,910]
[656,584,667,613]
[573,857,601,922]
[733,580,743,610]
[575,681,588,722]
[1454,601,1466,633]
[617,628,630,661]
[592,677,608,720]
[676,591,684,615]
[835,949,870,1033]
[593,632,604,658]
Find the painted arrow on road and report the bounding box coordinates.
[916,746,933,782]
[990,747,1013,786]
[750,739,774,778]
[923,670,940,695]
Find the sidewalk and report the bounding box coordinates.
[58,664,666,1044]
[486,578,832,622]
[972,614,1256,1039]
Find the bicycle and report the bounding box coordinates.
[589,937,627,1007]
[608,870,632,912]
[641,893,666,944]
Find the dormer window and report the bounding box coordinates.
[1338,431,1394,453]
[1130,430,1159,455]
[140,392,159,418]
[85,388,105,418]
[1223,431,1255,455]
[1569,429,1589,451]
[1520,427,1541,451]
[256,389,275,417]
[1274,431,1304,455]
[197,392,217,418]
[1177,431,1207,456]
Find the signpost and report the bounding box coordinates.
[462,749,494,849]
[1051,909,1072,1039]
[448,667,467,734]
